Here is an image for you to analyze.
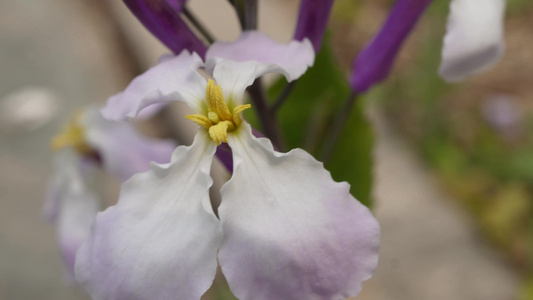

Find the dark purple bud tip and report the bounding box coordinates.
[123,0,207,57]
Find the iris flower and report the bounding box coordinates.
[45,106,176,281]
[75,32,380,300]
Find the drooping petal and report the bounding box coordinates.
[123,0,207,57]
[206,31,314,99]
[218,123,380,300]
[439,0,506,82]
[44,149,101,282]
[293,0,335,51]
[350,0,432,93]
[82,107,176,181]
[75,131,222,300]
[101,51,206,120]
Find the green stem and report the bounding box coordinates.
[271,81,297,112]
[247,79,285,150]
[243,0,258,30]
[321,91,359,164]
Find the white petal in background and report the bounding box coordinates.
[44,149,101,282]
[218,124,380,300]
[101,51,206,120]
[43,149,76,223]
[75,131,222,300]
[82,107,176,181]
[439,0,506,81]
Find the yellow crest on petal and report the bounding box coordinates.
[186,79,251,145]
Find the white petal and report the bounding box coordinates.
[218,124,380,300]
[82,107,176,181]
[101,51,207,120]
[75,131,222,300]
[439,0,506,81]
[212,60,260,104]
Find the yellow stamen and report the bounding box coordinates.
[186,114,213,129]
[208,111,220,123]
[208,121,235,145]
[206,79,232,120]
[188,79,252,144]
[232,104,251,126]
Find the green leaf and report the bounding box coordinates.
[259,37,374,207]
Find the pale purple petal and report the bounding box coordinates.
[439,0,506,81]
[350,0,432,93]
[124,0,206,57]
[293,0,335,51]
[82,107,176,181]
[101,51,206,120]
[206,31,315,82]
[75,131,222,300]
[218,123,380,299]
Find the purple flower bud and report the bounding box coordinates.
[350,0,432,93]
[293,0,335,51]
[123,0,207,57]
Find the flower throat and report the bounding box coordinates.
[186,79,251,145]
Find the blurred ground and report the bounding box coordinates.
[357,107,518,300]
[380,1,533,286]
[0,0,520,299]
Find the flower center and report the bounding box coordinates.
[187,79,251,145]
[50,111,94,155]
